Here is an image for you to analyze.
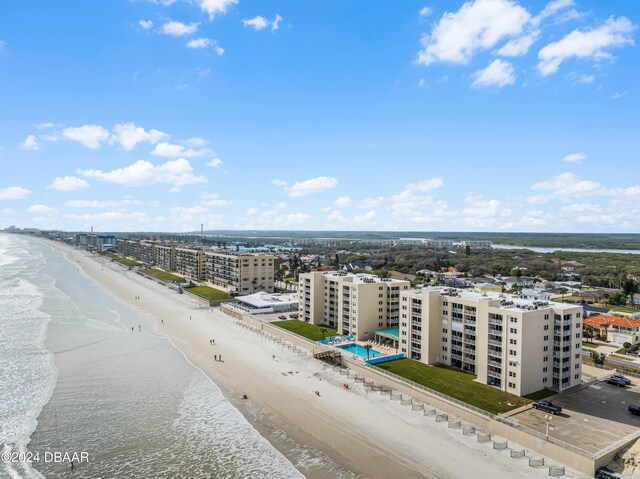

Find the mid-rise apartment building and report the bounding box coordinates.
[139,242,156,264]
[299,272,411,340]
[399,287,582,396]
[154,244,176,272]
[205,251,274,294]
[175,248,206,280]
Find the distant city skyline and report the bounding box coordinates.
[1,0,638,232]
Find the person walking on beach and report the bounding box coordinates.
[219,355,222,362]
[131,326,134,333]
[214,355,218,361]
[138,325,141,332]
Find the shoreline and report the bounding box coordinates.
[42,239,587,479]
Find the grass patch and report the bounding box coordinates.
[523,389,555,401]
[272,320,338,341]
[187,285,233,301]
[595,304,638,313]
[375,359,540,414]
[142,268,185,283]
[117,257,141,267]
[582,342,598,349]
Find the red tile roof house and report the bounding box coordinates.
[583,314,640,345]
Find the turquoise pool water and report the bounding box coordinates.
[338,343,381,358]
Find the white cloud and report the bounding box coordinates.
[34,122,59,129]
[272,179,288,187]
[334,196,352,208]
[78,158,206,189]
[472,59,516,88]
[359,197,384,209]
[151,141,213,158]
[611,91,628,100]
[0,186,31,200]
[109,122,167,150]
[161,21,199,36]
[463,196,511,227]
[497,31,540,56]
[283,213,311,225]
[537,17,635,76]
[418,78,426,87]
[198,0,238,20]
[417,0,530,66]
[242,16,269,30]
[186,38,224,55]
[353,210,376,223]
[245,207,259,215]
[272,14,283,32]
[19,135,40,150]
[531,0,574,27]
[47,176,91,191]
[28,204,57,215]
[420,7,433,18]
[563,152,586,163]
[531,172,600,196]
[202,197,232,206]
[407,177,444,191]
[170,206,208,215]
[139,20,153,30]
[184,137,208,147]
[576,74,594,84]
[287,177,338,197]
[62,125,110,149]
[64,200,111,208]
[206,158,223,167]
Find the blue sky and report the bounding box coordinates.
[0,0,638,233]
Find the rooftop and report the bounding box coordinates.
[584,314,640,329]
[236,292,298,308]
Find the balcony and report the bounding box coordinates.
[487,370,502,379]
[465,339,476,346]
[463,347,476,354]
[463,356,476,364]
[488,348,502,357]
[463,319,476,326]
[451,353,462,360]
[488,339,502,346]
[489,318,503,326]
[488,360,502,368]
[464,328,476,335]
[488,329,503,336]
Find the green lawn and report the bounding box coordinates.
[272,320,338,341]
[142,268,185,283]
[187,285,233,301]
[117,257,141,267]
[582,342,598,349]
[595,303,638,313]
[375,359,552,414]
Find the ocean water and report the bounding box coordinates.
[0,234,303,479]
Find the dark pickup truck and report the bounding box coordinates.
[629,404,640,416]
[532,400,562,414]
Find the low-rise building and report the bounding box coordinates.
[298,271,411,340]
[584,314,640,345]
[398,287,582,396]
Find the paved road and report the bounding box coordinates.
[582,350,640,372]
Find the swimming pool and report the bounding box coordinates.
[338,343,381,358]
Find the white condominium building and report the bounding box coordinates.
[205,251,274,294]
[399,287,582,396]
[154,244,176,272]
[299,272,411,340]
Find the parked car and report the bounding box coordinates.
[595,467,621,479]
[289,312,299,318]
[532,401,562,415]
[611,373,632,385]
[628,405,640,416]
[278,315,287,320]
[605,377,627,387]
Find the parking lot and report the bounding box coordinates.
[511,378,640,453]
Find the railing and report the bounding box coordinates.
[261,316,598,461]
[487,370,502,379]
[488,329,503,336]
[489,318,503,326]
[488,349,501,357]
[488,339,502,346]
[488,360,502,368]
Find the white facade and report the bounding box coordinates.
[299,271,411,340]
[399,287,583,396]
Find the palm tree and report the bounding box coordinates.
[364,344,373,360]
[320,328,327,340]
[601,323,611,342]
[583,325,593,343]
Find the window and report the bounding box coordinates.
[544,314,549,320]
[543,356,548,362]
[509,371,516,378]
[574,374,580,379]
[543,335,549,341]
[442,346,447,352]
[576,312,581,318]
[509,349,517,356]
[510,317,518,323]
[575,353,580,359]
[543,367,548,372]
[575,364,580,369]
[442,328,448,333]
[510,328,517,334]
[543,346,548,351]
[543,377,548,383]
[575,333,580,338]
[544,324,549,330]
[508,382,516,389]
[509,339,517,345]
[509,360,516,367]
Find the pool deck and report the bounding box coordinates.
[334,340,398,360]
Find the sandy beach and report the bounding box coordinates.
[47,240,588,479]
